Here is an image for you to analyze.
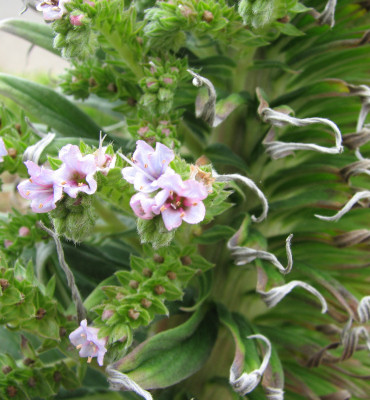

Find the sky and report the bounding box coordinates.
[0,1,68,74]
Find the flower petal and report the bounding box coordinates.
[161,208,183,231]
[182,201,206,224]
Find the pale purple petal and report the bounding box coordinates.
[69,326,86,346]
[97,348,107,366]
[123,140,175,192]
[161,208,183,231]
[181,180,208,201]
[122,167,136,184]
[182,201,206,224]
[17,161,63,213]
[130,192,156,219]
[0,138,7,162]
[145,142,175,178]
[151,189,170,215]
[157,173,184,193]
[56,145,97,198]
[69,319,107,366]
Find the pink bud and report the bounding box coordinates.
[18,227,30,237]
[102,309,114,320]
[84,0,95,6]
[70,14,84,26]
[4,240,13,248]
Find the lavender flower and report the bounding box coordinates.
[56,144,97,198]
[69,319,107,366]
[17,161,63,213]
[121,140,175,193]
[94,134,116,175]
[0,138,7,162]
[153,174,208,231]
[36,0,70,21]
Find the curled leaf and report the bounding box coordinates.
[23,132,56,165]
[228,228,293,274]
[315,191,370,222]
[187,70,243,127]
[215,172,269,223]
[340,159,370,181]
[334,230,370,248]
[257,88,343,159]
[357,296,370,323]
[257,280,328,313]
[230,334,272,396]
[106,365,153,400]
[317,0,337,28]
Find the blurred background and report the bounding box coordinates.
[0,1,68,74]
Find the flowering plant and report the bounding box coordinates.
[0,0,369,399]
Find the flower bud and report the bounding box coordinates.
[6,386,17,398]
[128,309,140,320]
[167,271,177,280]
[0,278,9,291]
[154,285,166,295]
[143,268,153,277]
[7,148,17,158]
[141,298,152,308]
[153,254,164,263]
[18,226,30,237]
[102,309,114,320]
[4,240,13,248]
[181,256,192,265]
[202,10,214,23]
[70,14,84,26]
[2,366,12,374]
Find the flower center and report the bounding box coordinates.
[71,172,87,187]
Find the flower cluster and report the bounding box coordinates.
[122,140,208,231]
[69,319,107,366]
[17,140,114,213]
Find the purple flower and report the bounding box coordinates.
[94,134,116,175]
[153,174,208,230]
[131,174,208,231]
[36,0,70,21]
[121,140,175,193]
[0,138,7,162]
[56,144,97,198]
[69,319,107,366]
[17,161,63,213]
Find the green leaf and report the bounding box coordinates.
[0,19,60,56]
[194,225,235,244]
[205,143,248,170]
[274,22,305,37]
[0,74,102,139]
[117,305,218,389]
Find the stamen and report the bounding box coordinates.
[78,182,84,187]
[192,202,198,206]
[29,178,33,183]
[180,212,185,218]
[61,181,66,185]
[76,344,83,349]
[118,152,155,182]
[38,204,43,209]
[160,205,166,212]
[26,191,30,196]
[144,163,148,168]
[87,356,92,363]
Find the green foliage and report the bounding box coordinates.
[0,0,370,399]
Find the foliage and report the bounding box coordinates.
[0,0,369,399]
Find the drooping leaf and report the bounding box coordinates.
[0,74,102,139]
[0,19,60,56]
